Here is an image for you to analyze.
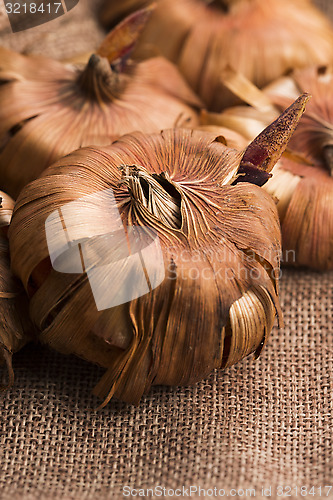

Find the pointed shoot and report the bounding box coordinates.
[235,93,311,186]
[97,5,156,65]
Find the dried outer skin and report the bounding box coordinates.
[266,67,333,173]
[213,67,333,271]
[9,122,292,406]
[99,0,333,111]
[8,99,307,404]
[0,46,67,82]
[0,26,201,198]
[178,0,333,110]
[265,157,333,270]
[205,66,333,270]
[265,70,333,269]
[0,191,33,390]
[196,123,248,150]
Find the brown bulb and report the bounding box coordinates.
[0,191,33,391]
[0,8,201,199]
[99,0,333,110]
[202,67,333,270]
[8,96,307,405]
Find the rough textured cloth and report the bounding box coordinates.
[0,2,333,500]
[0,270,332,500]
[0,0,105,59]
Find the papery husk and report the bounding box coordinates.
[264,67,333,270]
[203,68,333,270]
[265,66,333,172]
[0,191,33,390]
[196,122,248,150]
[8,96,307,405]
[0,8,201,199]
[99,0,333,111]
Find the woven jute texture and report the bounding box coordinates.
[0,0,105,59]
[0,270,332,500]
[0,1,333,500]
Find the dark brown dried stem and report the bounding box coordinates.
[76,55,121,102]
[77,6,156,102]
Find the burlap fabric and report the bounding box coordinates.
[0,2,333,500]
[0,0,105,59]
